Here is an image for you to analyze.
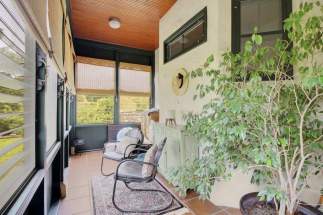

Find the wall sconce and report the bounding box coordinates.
[57,78,65,97]
[36,60,47,92]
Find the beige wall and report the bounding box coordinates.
[154,49,160,108]
[158,0,231,124]
[158,0,322,208]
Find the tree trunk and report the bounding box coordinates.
[279,200,286,215]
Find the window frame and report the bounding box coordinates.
[231,0,292,54]
[164,7,207,63]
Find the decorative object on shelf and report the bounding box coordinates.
[165,110,176,126]
[57,78,65,97]
[148,108,159,122]
[172,68,189,96]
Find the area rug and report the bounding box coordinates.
[91,175,183,215]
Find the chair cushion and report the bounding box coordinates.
[103,151,124,161]
[104,142,117,152]
[115,136,138,156]
[118,161,143,179]
[142,144,158,178]
[134,153,146,161]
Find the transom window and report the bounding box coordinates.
[164,7,207,63]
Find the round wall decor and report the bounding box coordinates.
[171,68,189,96]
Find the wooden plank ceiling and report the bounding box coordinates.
[70,0,177,51]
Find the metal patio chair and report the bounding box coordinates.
[112,137,172,213]
[101,127,149,176]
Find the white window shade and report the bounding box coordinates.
[76,61,115,95]
[119,63,151,96]
[0,1,36,209]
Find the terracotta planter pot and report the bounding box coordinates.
[240,192,323,215]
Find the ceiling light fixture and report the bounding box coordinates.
[108,17,121,29]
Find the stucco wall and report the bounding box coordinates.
[158,0,231,125]
[158,0,323,208]
[155,48,160,108]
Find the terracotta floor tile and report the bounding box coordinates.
[225,207,242,215]
[213,210,228,215]
[185,197,222,215]
[74,210,93,215]
[156,175,198,202]
[59,197,91,214]
[177,190,199,202]
[67,178,89,188]
[66,185,90,200]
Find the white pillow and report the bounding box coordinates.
[126,128,141,142]
[116,127,133,141]
[115,136,138,156]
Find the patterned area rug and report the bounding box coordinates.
[91,175,183,215]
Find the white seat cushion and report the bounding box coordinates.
[104,142,118,152]
[103,151,124,161]
[118,161,143,179]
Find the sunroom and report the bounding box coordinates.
[0,0,322,215]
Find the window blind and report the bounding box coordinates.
[76,58,115,95]
[119,62,151,96]
[0,0,36,209]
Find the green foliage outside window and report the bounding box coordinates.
[76,94,150,125]
[77,94,114,124]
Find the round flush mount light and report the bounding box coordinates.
[108,17,121,29]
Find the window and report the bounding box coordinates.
[0,1,36,210]
[164,7,207,63]
[77,94,114,125]
[76,58,115,124]
[119,63,151,129]
[232,0,292,53]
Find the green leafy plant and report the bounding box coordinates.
[168,2,323,215]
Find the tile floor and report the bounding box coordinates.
[58,151,242,215]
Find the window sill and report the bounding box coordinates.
[6,170,45,215]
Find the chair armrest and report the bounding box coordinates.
[125,148,149,159]
[123,144,140,158]
[115,159,156,177]
[137,144,152,149]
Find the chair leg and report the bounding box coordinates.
[100,156,113,176]
[112,179,174,213]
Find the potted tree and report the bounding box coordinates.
[168,2,323,215]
